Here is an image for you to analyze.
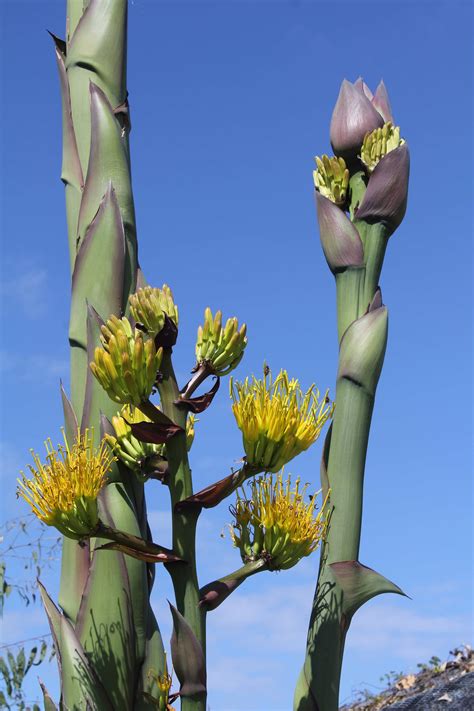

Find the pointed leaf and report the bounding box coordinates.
[50,33,83,192]
[330,561,407,619]
[69,182,125,412]
[169,603,206,697]
[60,381,78,445]
[97,481,150,671]
[38,582,113,710]
[174,377,220,414]
[67,0,127,109]
[128,419,184,444]
[81,303,111,432]
[75,536,136,710]
[76,83,136,297]
[39,681,58,711]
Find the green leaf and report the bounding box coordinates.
[39,680,58,711]
[76,83,136,298]
[169,603,206,697]
[329,561,407,619]
[75,510,137,709]
[66,0,128,176]
[38,581,113,710]
[69,181,126,415]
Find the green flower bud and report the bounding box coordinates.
[195,308,247,376]
[90,316,163,405]
[129,285,179,337]
[313,154,349,207]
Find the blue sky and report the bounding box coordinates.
[0,1,472,709]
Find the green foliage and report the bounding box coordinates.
[0,641,49,710]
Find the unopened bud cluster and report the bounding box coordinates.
[229,473,328,570]
[360,122,405,173]
[106,405,196,479]
[313,155,349,206]
[90,315,162,406]
[196,308,247,376]
[129,285,178,336]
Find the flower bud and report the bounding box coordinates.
[106,405,196,480]
[195,308,247,376]
[360,122,405,174]
[338,305,388,395]
[129,285,178,337]
[313,154,349,207]
[356,144,410,234]
[372,80,394,123]
[330,79,384,161]
[316,192,364,273]
[90,316,163,405]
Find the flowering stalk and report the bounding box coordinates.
[294,79,410,710]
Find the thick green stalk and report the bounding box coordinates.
[158,351,207,711]
[335,266,364,342]
[52,2,165,708]
[295,185,390,711]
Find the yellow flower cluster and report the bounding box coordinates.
[230,368,333,472]
[229,473,329,570]
[17,430,114,539]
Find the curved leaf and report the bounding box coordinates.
[38,582,113,710]
[169,603,206,697]
[329,561,408,619]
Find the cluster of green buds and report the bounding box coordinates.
[129,285,178,337]
[90,315,163,405]
[17,430,115,540]
[195,307,247,376]
[229,473,328,570]
[360,122,405,173]
[230,368,333,472]
[106,405,197,480]
[313,154,349,207]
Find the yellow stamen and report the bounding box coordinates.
[230,367,333,472]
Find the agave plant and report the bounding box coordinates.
[17,3,339,709]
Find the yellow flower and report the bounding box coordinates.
[313,154,349,206]
[360,122,405,173]
[90,315,162,406]
[147,654,174,710]
[229,473,329,570]
[17,430,115,539]
[230,367,333,472]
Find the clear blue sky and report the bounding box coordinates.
[1,1,472,709]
